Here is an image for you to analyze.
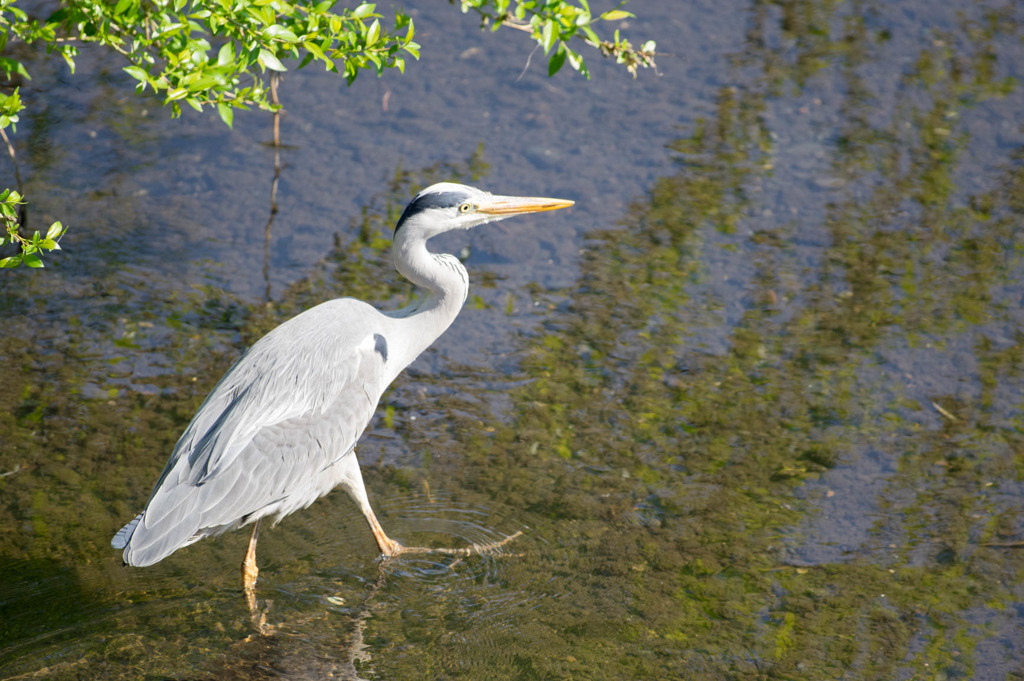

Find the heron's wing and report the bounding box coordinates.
[187,396,376,533]
[178,327,375,479]
[117,299,391,565]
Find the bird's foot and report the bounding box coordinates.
[383,530,524,559]
[378,535,405,558]
[243,583,277,637]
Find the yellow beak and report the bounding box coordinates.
[478,195,575,216]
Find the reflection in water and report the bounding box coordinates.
[191,572,381,681]
[263,72,283,304]
[195,492,528,681]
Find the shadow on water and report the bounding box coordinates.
[0,558,93,664]
[2,0,1024,679]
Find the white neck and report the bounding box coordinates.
[384,226,470,379]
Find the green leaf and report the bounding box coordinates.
[0,254,22,268]
[264,25,299,43]
[191,38,213,55]
[366,19,380,46]
[0,57,31,81]
[217,102,234,127]
[258,49,288,72]
[600,9,633,21]
[60,46,76,75]
[566,47,586,74]
[303,40,326,60]
[46,222,63,240]
[187,75,223,91]
[541,19,556,54]
[23,252,43,268]
[353,3,376,19]
[548,42,567,76]
[123,65,148,82]
[217,42,235,66]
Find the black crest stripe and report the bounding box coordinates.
[393,191,469,234]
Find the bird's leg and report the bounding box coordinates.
[362,503,404,557]
[242,519,275,634]
[242,519,261,600]
[340,452,404,557]
[236,520,276,639]
[242,518,261,586]
[341,452,522,561]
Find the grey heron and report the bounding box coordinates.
[111,182,574,594]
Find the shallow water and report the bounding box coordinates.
[2,0,1024,678]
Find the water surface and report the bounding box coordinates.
[2,0,1024,679]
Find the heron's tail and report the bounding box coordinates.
[111,513,143,550]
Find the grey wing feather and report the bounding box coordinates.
[114,299,390,566]
[111,513,142,550]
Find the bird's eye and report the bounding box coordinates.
[458,203,473,214]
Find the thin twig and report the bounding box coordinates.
[516,43,540,82]
[499,17,534,33]
[263,72,282,302]
[932,401,958,422]
[0,126,26,225]
[981,540,1024,548]
[270,72,281,148]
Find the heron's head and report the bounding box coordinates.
[393,182,574,240]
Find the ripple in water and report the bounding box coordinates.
[373,491,553,659]
[229,489,557,678]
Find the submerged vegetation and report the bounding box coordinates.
[2,0,1024,679]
